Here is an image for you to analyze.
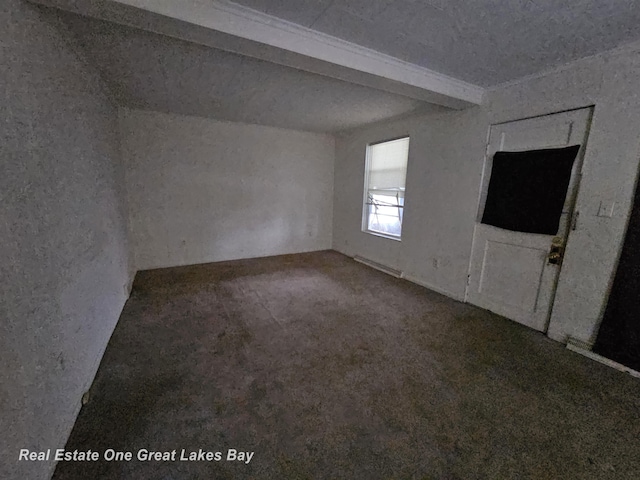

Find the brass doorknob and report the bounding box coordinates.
[548,251,562,262]
[548,248,563,265]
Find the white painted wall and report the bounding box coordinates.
[333,108,489,301]
[120,109,335,270]
[1,2,133,479]
[334,43,640,348]
[487,45,640,346]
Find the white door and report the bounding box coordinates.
[466,108,592,331]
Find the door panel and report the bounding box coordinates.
[479,240,546,312]
[466,108,592,331]
[499,120,574,151]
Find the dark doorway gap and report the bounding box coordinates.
[594,175,640,371]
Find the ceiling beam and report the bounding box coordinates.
[29,0,485,109]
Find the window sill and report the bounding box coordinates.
[363,230,402,242]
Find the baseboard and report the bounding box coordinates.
[50,280,134,480]
[350,254,465,302]
[136,247,332,272]
[353,255,402,278]
[401,273,465,302]
[566,338,640,379]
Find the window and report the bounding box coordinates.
[362,136,410,239]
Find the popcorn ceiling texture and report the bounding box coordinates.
[54,251,640,479]
[0,2,133,479]
[235,0,640,87]
[59,12,429,134]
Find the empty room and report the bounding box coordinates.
[3,0,640,478]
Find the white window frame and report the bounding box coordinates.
[361,136,410,241]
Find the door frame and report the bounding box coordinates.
[464,106,594,333]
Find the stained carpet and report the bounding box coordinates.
[53,250,640,479]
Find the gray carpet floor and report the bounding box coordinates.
[53,250,640,479]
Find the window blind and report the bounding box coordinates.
[367,137,410,197]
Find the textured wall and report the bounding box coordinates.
[120,109,335,270]
[333,44,640,348]
[332,108,488,300]
[487,46,640,345]
[0,2,132,479]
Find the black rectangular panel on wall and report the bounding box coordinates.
[481,145,581,235]
[594,177,640,371]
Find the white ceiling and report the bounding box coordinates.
[232,0,640,86]
[54,0,640,133]
[61,13,438,133]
